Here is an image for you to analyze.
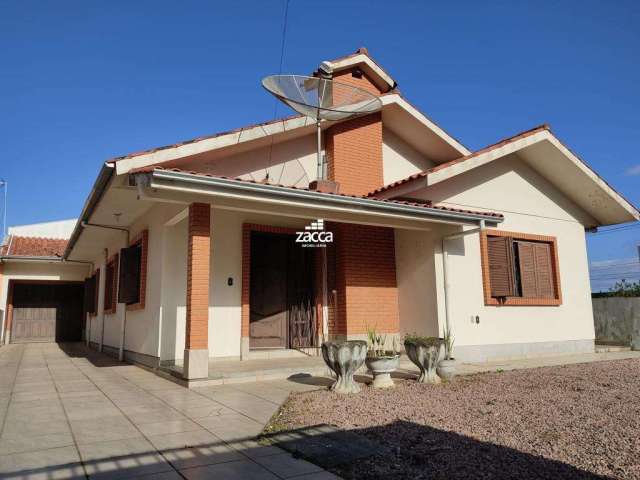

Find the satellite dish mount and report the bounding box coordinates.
[262,75,382,182]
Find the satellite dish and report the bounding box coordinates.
[262,74,382,181]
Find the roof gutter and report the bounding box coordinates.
[63,162,115,260]
[138,169,503,226]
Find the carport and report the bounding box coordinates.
[5,280,84,343]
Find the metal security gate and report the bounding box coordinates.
[9,282,84,343]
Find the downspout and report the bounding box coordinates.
[441,220,486,337]
[80,221,130,361]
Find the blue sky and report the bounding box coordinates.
[1,1,638,290]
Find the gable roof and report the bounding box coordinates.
[319,47,397,92]
[370,124,548,196]
[111,92,469,175]
[370,125,639,226]
[1,235,67,258]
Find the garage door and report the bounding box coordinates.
[10,283,84,343]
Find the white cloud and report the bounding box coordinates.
[625,164,640,176]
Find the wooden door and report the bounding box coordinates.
[10,283,84,343]
[250,232,289,348]
[12,306,56,343]
[287,244,316,348]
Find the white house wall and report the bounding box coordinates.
[413,154,596,361]
[382,127,435,187]
[394,229,440,338]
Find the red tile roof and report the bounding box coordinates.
[368,124,550,196]
[1,236,68,258]
[135,166,504,220]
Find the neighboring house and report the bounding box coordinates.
[0,219,89,343]
[1,48,638,381]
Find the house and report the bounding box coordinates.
[1,48,638,381]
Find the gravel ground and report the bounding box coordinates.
[268,359,640,479]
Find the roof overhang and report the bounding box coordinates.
[132,169,503,231]
[319,53,396,92]
[374,128,639,226]
[112,94,468,177]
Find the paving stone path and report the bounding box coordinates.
[0,343,339,479]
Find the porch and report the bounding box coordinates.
[136,169,504,381]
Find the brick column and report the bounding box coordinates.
[184,203,211,379]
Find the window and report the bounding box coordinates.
[84,269,99,315]
[481,230,561,306]
[118,231,147,309]
[103,254,118,314]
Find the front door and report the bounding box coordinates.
[250,232,289,348]
[249,231,317,349]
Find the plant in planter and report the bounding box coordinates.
[403,333,444,383]
[364,328,400,389]
[436,323,457,381]
[321,340,367,394]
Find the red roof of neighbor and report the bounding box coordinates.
[2,236,68,258]
[368,124,550,196]
[135,166,504,220]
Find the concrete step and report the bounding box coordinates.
[595,344,631,353]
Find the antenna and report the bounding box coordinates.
[262,75,382,181]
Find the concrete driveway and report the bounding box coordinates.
[0,343,338,480]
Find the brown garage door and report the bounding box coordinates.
[10,282,84,343]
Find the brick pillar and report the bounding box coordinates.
[326,112,383,196]
[184,203,210,379]
[333,223,399,341]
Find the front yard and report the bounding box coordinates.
[265,359,640,479]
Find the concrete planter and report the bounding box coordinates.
[436,358,457,381]
[321,340,367,394]
[365,354,400,388]
[404,338,444,384]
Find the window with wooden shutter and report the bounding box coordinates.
[84,270,99,315]
[104,255,118,314]
[481,230,561,306]
[118,243,142,305]
[487,236,516,297]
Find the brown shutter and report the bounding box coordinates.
[534,242,554,298]
[517,241,555,299]
[104,263,114,311]
[84,272,98,314]
[118,244,141,305]
[487,236,516,297]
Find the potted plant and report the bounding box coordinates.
[437,323,457,381]
[321,340,367,394]
[365,328,400,389]
[403,333,444,383]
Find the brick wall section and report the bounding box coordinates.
[332,70,384,96]
[326,112,383,196]
[332,223,399,335]
[186,203,210,350]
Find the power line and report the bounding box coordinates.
[265,0,291,182]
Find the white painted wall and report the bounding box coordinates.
[410,154,596,355]
[0,261,90,342]
[382,127,434,186]
[8,219,77,239]
[395,229,440,338]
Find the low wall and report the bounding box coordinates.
[592,297,640,350]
